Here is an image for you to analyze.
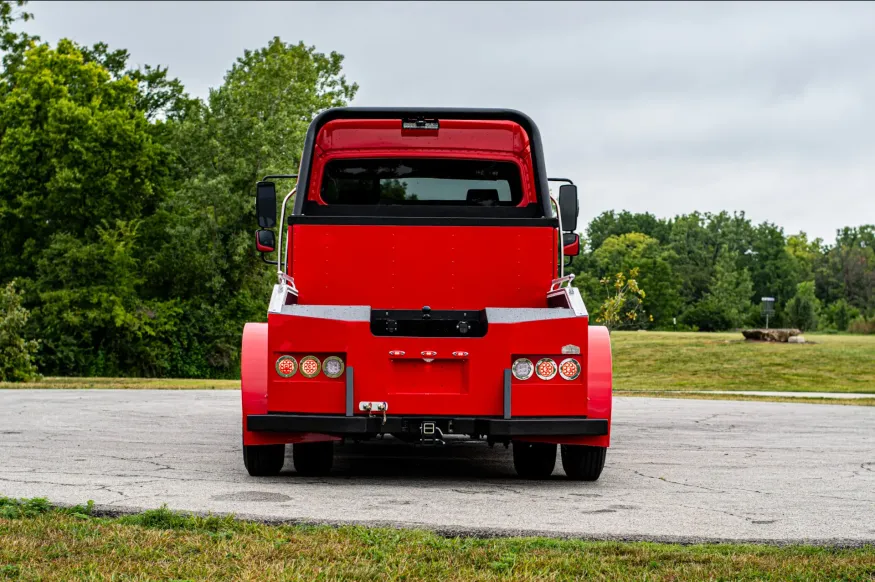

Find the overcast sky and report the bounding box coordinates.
[24,1,875,241]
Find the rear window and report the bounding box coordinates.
[320,158,523,206]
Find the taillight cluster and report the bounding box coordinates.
[275,355,345,379]
[512,357,580,381]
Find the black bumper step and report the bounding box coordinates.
[247,414,608,438]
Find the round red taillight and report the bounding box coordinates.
[275,355,298,378]
[299,355,321,378]
[535,358,558,380]
[559,358,581,381]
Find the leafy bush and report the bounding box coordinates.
[594,269,648,330]
[0,280,40,381]
[680,299,736,332]
[786,281,821,332]
[822,299,861,332]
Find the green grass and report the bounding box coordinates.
[0,376,239,390]
[1,498,873,581]
[614,390,875,406]
[613,331,875,394]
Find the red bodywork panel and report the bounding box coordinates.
[290,224,556,309]
[241,112,612,449]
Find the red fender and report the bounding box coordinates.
[582,325,613,448]
[241,322,271,445]
[241,322,338,446]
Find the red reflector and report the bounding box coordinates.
[275,355,297,378]
[535,358,558,380]
[559,358,581,380]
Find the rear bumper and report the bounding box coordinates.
[247,414,608,438]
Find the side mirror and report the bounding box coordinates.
[256,181,277,228]
[255,229,275,253]
[563,232,580,257]
[558,184,579,232]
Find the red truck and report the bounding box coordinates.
[241,108,612,480]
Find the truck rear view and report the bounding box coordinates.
[241,108,613,480]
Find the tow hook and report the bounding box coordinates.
[419,421,445,446]
[359,401,388,425]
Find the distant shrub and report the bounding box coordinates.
[848,316,875,335]
[822,299,861,332]
[680,299,735,332]
[785,281,820,332]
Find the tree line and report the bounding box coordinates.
[0,2,872,381]
[0,2,356,379]
[568,211,874,334]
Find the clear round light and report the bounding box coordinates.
[322,356,345,379]
[512,358,534,381]
[299,355,321,378]
[275,355,297,378]
[535,358,558,380]
[558,358,581,381]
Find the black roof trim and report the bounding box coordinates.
[292,107,552,218]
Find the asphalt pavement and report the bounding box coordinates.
[1,390,873,545]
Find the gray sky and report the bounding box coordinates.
[24,1,875,242]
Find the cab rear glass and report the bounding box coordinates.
[320,158,524,206]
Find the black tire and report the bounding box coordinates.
[243,444,285,477]
[293,441,334,476]
[512,441,557,479]
[561,445,606,481]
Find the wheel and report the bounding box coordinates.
[561,445,606,481]
[293,441,334,476]
[512,441,557,479]
[243,444,285,476]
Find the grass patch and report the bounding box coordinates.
[615,391,875,406]
[0,376,239,390]
[0,498,873,581]
[613,331,875,393]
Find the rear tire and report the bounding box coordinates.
[293,441,334,476]
[512,441,557,479]
[561,445,606,481]
[243,444,285,477]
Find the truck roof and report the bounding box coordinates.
[292,107,552,218]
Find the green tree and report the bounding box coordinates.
[815,226,875,313]
[0,39,172,281]
[747,222,798,325]
[0,279,39,381]
[785,232,822,283]
[136,37,358,377]
[0,0,36,72]
[680,247,754,331]
[586,210,671,251]
[785,281,821,332]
